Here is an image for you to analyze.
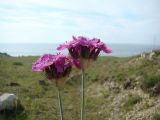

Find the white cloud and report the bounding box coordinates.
[0,0,159,44]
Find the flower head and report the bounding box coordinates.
[32,54,78,80]
[57,36,112,60]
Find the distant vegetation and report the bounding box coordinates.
[0,52,10,57]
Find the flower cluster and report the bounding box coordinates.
[32,54,73,80]
[32,36,111,79]
[32,35,112,120]
[57,36,112,60]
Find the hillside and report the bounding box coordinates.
[0,50,160,120]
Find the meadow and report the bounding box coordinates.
[0,50,160,120]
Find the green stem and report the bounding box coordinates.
[81,69,85,120]
[56,85,64,120]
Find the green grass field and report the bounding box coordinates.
[0,50,160,120]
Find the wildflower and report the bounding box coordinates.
[57,36,112,120]
[32,53,78,120]
[57,36,112,59]
[32,54,74,83]
[57,36,112,69]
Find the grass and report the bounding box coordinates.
[153,111,160,120]
[141,74,160,91]
[123,95,142,111]
[153,113,160,120]
[0,50,160,120]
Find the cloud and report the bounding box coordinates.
[0,0,159,44]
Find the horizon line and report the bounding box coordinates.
[0,42,157,45]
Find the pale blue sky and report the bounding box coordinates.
[0,0,160,44]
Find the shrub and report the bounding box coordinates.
[141,74,160,91]
[154,50,160,56]
[13,62,23,66]
[123,95,142,111]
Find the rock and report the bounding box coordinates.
[152,82,160,94]
[0,93,17,111]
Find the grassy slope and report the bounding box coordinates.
[0,51,160,120]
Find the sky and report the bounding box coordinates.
[0,0,160,44]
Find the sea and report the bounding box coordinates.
[0,43,159,57]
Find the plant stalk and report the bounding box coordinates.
[81,69,85,120]
[56,82,64,120]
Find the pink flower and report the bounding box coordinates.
[32,54,79,80]
[57,36,112,60]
